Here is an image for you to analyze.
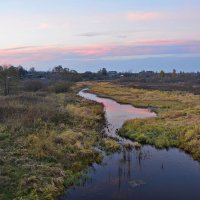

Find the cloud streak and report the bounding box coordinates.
[77,32,108,37]
[128,39,200,46]
[0,40,200,66]
[127,12,162,21]
[77,29,148,39]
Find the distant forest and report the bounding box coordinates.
[0,65,200,95]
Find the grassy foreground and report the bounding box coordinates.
[81,81,200,160]
[0,88,105,199]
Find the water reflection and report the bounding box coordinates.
[61,145,200,200]
[60,90,200,200]
[78,89,156,142]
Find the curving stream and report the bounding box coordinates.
[60,89,200,200]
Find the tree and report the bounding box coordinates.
[51,66,81,81]
[102,68,107,76]
[29,67,36,73]
[0,65,19,95]
[98,68,107,76]
[160,70,165,78]
[52,65,64,73]
[18,65,27,78]
[172,69,177,78]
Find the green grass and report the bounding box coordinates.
[101,138,121,153]
[80,81,200,161]
[119,118,180,148]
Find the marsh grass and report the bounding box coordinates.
[0,90,104,200]
[81,81,200,160]
[100,138,121,153]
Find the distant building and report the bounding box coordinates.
[25,71,47,79]
[108,71,118,77]
[139,71,154,78]
[139,70,154,75]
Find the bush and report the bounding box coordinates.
[23,80,46,92]
[53,81,72,93]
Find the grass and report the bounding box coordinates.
[2,80,199,199]
[79,81,200,161]
[0,89,105,200]
[101,138,121,153]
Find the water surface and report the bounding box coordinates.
[78,89,156,142]
[60,89,200,200]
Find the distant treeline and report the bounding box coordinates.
[0,65,200,95]
[0,65,80,95]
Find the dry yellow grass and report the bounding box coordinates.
[0,91,104,200]
[81,81,200,160]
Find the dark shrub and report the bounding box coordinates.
[53,81,72,93]
[23,80,46,92]
[50,111,70,125]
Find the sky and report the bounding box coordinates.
[0,0,200,72]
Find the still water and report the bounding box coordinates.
[60,89,200,200]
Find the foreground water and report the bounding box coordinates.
[60,89,200,200]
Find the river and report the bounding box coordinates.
[60,89,200,200]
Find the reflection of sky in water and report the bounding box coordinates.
[60,90,200,200]
[61,145,200,200]
[78,90,156,139]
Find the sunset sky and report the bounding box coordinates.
[0,0,200,72]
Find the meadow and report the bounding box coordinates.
[83,82,200,160]
[1,80,200,199]
[0,86,105,200]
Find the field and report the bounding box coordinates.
[0,87,105,200]
[82,81,200,160]
[1,80,200,199]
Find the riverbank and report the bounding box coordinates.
[0,88,105,200]
[61,85,200,200]
[1,81,200,199]
[79,81,200,161]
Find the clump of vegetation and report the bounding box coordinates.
[23,80,46,92]
[119,118,180,149]
[101,138,121,153]
[0,88,104,199]
[82,82,200,161]
[53,81,72,93]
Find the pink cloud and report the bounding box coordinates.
[0,40,200,66]
[127,12,162,21]
[38,22,49,29]
[0,45,113,65]
[71,45,113,56]
[128,39,200,46]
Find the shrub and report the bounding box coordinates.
[53,81,72,93]
[23,80,46,92]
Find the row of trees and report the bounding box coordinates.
[159,69,177,78]
[0,65,81,95]
[0,65,199,95]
